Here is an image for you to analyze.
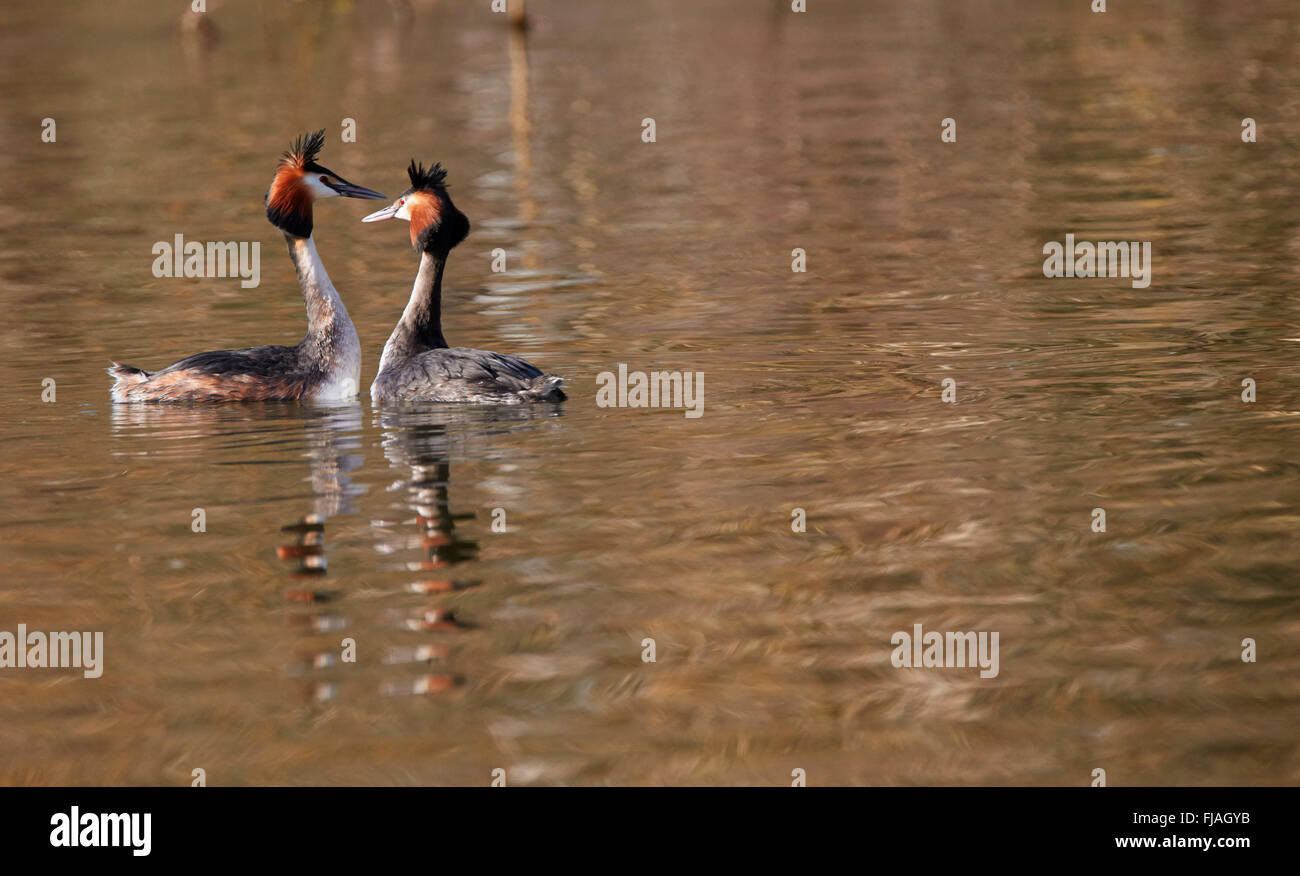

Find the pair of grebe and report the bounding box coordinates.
[108,131,565,405]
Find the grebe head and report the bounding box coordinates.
[265,129,386,238]
[360,160,470,253]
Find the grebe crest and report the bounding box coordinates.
[266,129,385,239]
[361,161,470,253]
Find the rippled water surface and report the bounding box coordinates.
[1,0,1298,785]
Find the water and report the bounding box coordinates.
[1,0,1297,785]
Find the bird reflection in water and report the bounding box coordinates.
[278,403,365,594]
[109,402,366,703]
[373,404,561,697]
[274,404,366,703]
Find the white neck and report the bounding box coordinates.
[375,251,446,378]
[289,235,361,401]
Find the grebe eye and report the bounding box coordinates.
[398,199,405,206]
[319,176,329,183]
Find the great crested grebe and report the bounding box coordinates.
[108,131,385,403]
[361,161,565,405]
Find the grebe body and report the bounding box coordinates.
[362,162,565,405]
[109,131,383,403]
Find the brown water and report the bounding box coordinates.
[1,0,1297,785]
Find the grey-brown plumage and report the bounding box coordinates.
[108,234,363,403]
[108,337,344,403]
[371,347,565,404]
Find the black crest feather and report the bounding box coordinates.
[282,129,327,168]
[407,160,449,191]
